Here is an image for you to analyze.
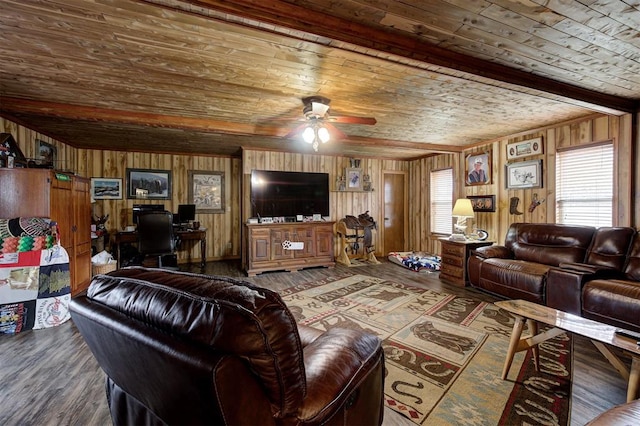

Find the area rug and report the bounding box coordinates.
[278,274,572,426]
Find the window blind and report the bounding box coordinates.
[430,168,453,234]
[556,143,613,227]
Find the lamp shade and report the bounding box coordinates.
[452,198,474,217]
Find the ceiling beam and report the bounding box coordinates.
[0,97,284,137]
[186,0,637,115]
[1,97,456,153]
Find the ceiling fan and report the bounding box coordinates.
[285,96,376,151]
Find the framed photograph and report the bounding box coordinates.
[36,139,56,167]
[91,177,123,200]
[465,152,491,185]
[126,168,172,199]
[467,195,496,212]
[346,167,362,191]
[506,160,543,189]
[188,170,225,213]
[507,136,543,160]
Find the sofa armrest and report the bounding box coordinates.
[299,328,384,425]
[472,245,513,259]
[546,264,624,315]
[558,262,622,276]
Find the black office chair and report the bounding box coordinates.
[137,211,179,270]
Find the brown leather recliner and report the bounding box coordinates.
[546,226,636,315]
[582,232,640,332]
[70,267,385,425]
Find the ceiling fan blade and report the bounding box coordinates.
[330,116,377,125]
[325,123,348,140]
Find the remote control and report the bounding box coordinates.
[614,329,640,343]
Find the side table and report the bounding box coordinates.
[439,238,493,287]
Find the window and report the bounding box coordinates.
[430,168,453,234]
[556,142,613,227]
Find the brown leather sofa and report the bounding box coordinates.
[468,223,640,332]
[70,267,385,425]
[546,226,636,316]
[468,223,597,304]
[581,232,640,333]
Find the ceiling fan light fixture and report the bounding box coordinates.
[317,126,330,143]
[311,102,330,118]
[302,126,315,143]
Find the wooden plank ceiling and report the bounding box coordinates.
[1,0,638,159]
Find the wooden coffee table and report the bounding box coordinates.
[495,299,640,402]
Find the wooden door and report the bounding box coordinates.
[383,172,407,254]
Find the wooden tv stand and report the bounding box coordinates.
[244,222,335,276]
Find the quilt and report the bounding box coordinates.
[0,217,70,334]
[388,251,441,273]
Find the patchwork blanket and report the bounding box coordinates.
[0,217,70,334]
[388,251,441,273]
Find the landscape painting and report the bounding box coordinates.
[91,178,122,200]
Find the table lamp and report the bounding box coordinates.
[450,198,475,241]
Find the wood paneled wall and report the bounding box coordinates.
[407,154,457,255]
[407,112,635,254]
[76,150,242,262]
[1,118,241,263]
[3,111,635,262]
[241,149,408,256]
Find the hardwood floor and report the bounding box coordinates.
[0,260,629,425]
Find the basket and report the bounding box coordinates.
[92,262,117,276]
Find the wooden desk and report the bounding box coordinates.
[115,229,206,268]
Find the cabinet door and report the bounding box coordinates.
[0,169,51,217]
[250,229,271,262]
[50,176,73,255]
[293,226,316,258]
[315,225,334,258]
[72,177,92,294]
[270,227,294,260]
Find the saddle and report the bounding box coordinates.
[340,211,377,250]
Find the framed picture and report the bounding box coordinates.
[91,177,123,200]
[126,168,172,199]
[507,136,543,160]
[36,139,56,167]
[346,168,362,191]
[506,160,543,189]
[188,170,225,213]
[467,195,496,212]
[465,151,491,185]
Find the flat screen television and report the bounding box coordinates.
[250,170,330,218]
